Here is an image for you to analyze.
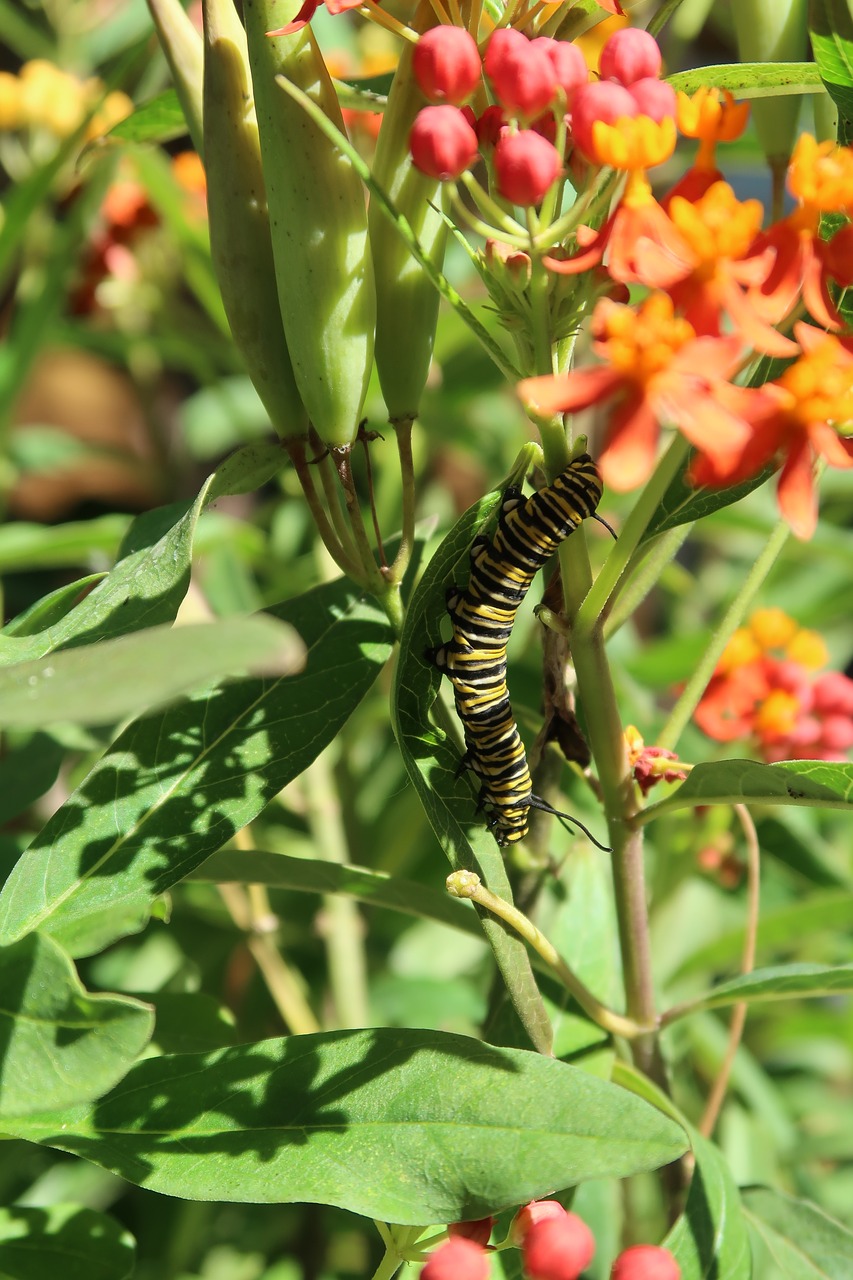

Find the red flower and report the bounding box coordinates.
[691,323,853,538]
[266,0,362,37]
[519,293,748,491]
[449,1217,495,1247]
[410,104,478,180]
[421,1237,490,1280]
[413,26,482,105]
[484,28,558,119]
[522,1213,596,1280]
[611,1244,681,1280]
[599,27,662,85]
[494,130,561,205]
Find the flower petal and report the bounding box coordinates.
[777,439,817,540]
[599,395,660,490]
[517,365,619,416]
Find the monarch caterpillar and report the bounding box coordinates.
[428,453,606,849]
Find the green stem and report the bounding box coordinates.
[368,1247,404,1280]
[447,871,646,1039]
[646,0,689,38]
[576,434,689,632]
[332,444,388,596]
[317,446,362,565]
[604,524,692,639]
[387,418,416,588]
[304,747,370,1029]
[286,437,364,582]
[656,517,792,752]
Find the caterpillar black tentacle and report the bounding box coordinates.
[429,452,606,849]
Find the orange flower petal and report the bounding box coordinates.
[517,366,619,416]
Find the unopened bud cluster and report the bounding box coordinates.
[409,26,676,205]
[419,1201,680,1280]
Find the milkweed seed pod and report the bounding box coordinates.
[369,1,452,422]
[244,0,376,448]
[203,0,308,439]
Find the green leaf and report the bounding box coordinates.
[640,760,853,822]
[0,514,128,576]
[0,441,286,667]
[0,933,153,1119]
[0,1202,135,1280]
[665,1129,752,1280]
[192,849,483,938]
[0,575,393,957]
[2,1028,688,1222]
[809,0,853,124]
[392,487,555,1055]
[644,462,776,538]
[147,992,237,1055]
[669,962,853,1020]
[0,732,66,825]
[743,1185,853,1276]
[0,616,305,728]
[667,61,825,97]
[104,88,189,145]
[3,575,108,638]
[672,888,853,980]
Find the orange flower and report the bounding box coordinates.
[692,323,853,538]
[753,135,853,330]
[518,293,748,489]
[267,0,363,37]
[674,87,749,179]
[602,178,792,357]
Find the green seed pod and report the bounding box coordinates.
[146,0,205,155]
[369,2,447,423]
[243,0,376,447]
[203,0,307,439]
[731,0,808,170]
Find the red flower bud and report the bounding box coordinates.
[449,1217,495,1247]
[610,1244,681,1280]
[421,1237,490,1280]
[569,80,637,160]
[484,28,558,118]
[476,104,507,148]
[410,104,479,179]
[494,129,561,205]
[413,26,482,105]
[532,38,588,101]
[522,1213,595,1280]
[510,1200,567,1244]
[599,28,662,86]
[628,77,677,123]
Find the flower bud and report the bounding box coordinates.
[610,1243,681,1280]
[413,26,482,104]
[532,37,588,101]
[599,28,662,85]
[510,1199,567,1244]
[449,1217,495,1247]
[570,80,637,160]
[421,1237,490,1280]
[410,104,479,178]
[813,670,853,715]
[475,104,506,148]
[494,129,561,204]
[522,1213,595,1280]
[629,77,676,123]
[484,28,558,118]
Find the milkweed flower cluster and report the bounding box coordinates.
[695,609,853,762]
[398,17,853,540]
[0,59,131,144]
[419,1201,679,1280]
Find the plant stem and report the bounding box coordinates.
[317,445,361,565]
[332,444,389,597]
[286,437,363,582]
[656,517,791,752]
[388,418,416,588]
[576,434,689,632]
[304,746,370,1029]
[218,875,320,1034]
[447,871,646,1039]
[698,803,760,1137]
[604,524,692,639]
